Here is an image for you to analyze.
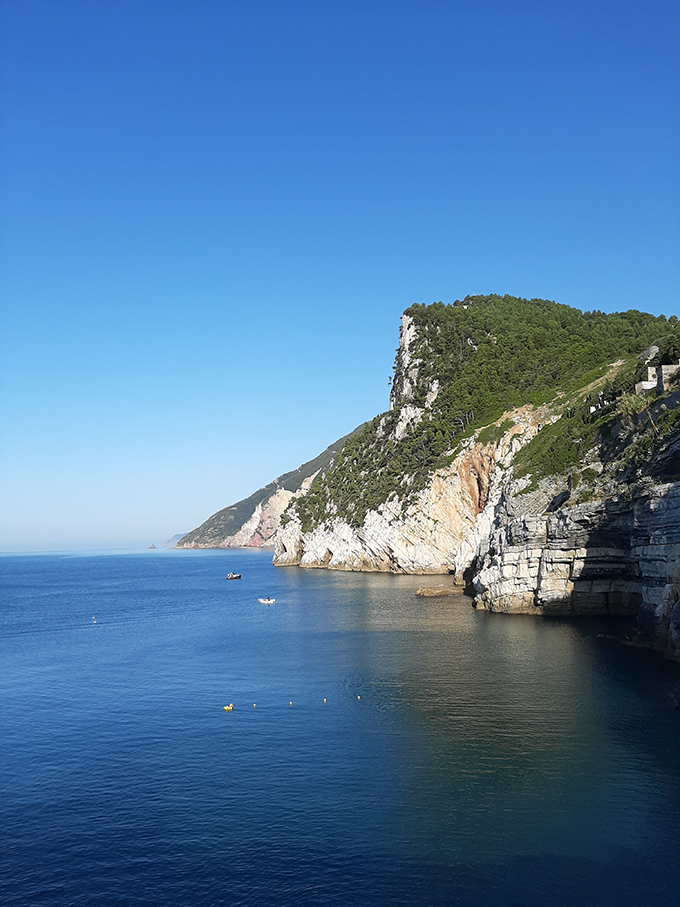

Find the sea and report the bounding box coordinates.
[2,548,679,906]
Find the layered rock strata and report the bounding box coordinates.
[472,481,680,657]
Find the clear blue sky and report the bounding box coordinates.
[1,0,678,551]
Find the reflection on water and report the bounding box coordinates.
[277,567,672,865]
[1,550,679,906]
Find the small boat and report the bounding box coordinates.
[226,573,242,580]
[258,597,275,605]
[223,704,233,711]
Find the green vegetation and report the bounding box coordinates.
[288,295,675,531]
[658,403,680,437]
[647,320,680,367]
[516,363,680,490]
[477,419,514,448]
[514,405,600,489]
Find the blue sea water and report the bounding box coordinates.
[2,549,680,907]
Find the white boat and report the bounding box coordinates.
[258,597,275,605]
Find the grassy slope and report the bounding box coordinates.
[515,325,680,489]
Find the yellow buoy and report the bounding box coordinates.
[253,704,256,708]
[357,695,360,700]
[289,701,292,706]
[323,698,326,703]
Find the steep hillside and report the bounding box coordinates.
[176,429,361,548]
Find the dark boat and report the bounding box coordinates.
[226,573,242,580]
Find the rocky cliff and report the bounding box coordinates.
[471,391,680,658]
[181,295,680,657]
[473,483,680,635]
[272,297,680,658]
[274,403,555,574]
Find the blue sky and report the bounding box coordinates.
[1,0,678,550]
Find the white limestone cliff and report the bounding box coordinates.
[273,405,551,577]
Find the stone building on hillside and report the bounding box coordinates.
[635,361,680,395]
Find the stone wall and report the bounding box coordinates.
[635,361,680,395]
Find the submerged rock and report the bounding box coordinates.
[416,585,462,597]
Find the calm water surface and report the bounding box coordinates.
[2,549,679,906]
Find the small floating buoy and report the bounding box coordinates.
[323,698,326,703]
[253,704,256,708]
[357,695,360,700]
[289,701,292,706]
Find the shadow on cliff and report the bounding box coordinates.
[547,479,680,653]
[467,474,680,663]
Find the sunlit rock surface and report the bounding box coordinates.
[273,405,549,576]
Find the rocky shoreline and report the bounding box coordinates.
[271,308,680,661]
[179,302,680,661]
[472,482,680,658]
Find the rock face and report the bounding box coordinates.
[183,299,680,660]
[468,385,680,660]
[179,474,315,549]
[273,306,559,574]
[273,405,551,575]
[195,477,316,549]
[666,552,680,659]
[472,482,680,655]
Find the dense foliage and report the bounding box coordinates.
[289,295,674,531]
[513,357,641,485]
[513,404,600,488]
